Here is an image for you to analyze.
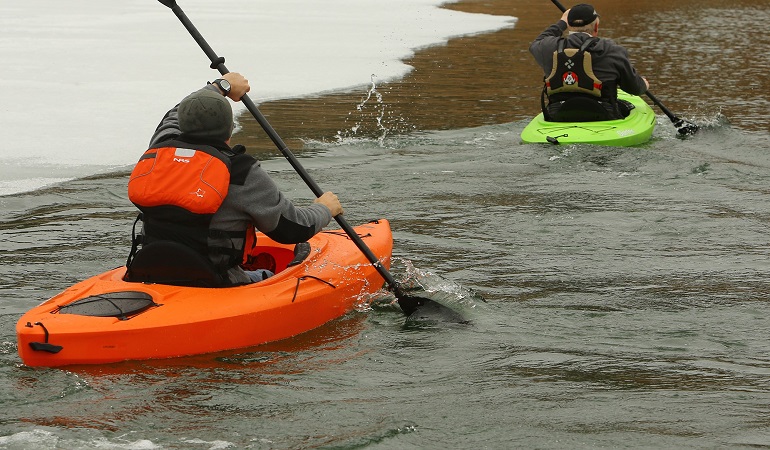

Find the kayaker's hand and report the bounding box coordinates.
[221,72,250,101]
[315,192,344,217]
[642,76,650,90]
[561,9,570,24]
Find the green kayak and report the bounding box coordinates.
[520,91,656,147]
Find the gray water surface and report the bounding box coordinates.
[3,0,770,448]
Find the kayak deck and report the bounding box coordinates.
[520,92,656,147]
[16,220,393,367]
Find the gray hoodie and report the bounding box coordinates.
[146,85,333,284]
[529,21,648,97]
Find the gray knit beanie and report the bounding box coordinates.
[178,88,233,142]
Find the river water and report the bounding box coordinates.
[2,0,770,448]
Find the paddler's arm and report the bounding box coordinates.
[225,159,341,244]
[610,45,650,95]
[529,11,569,72]
[313,192,344,217]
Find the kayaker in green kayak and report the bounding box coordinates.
[529,3,649,123]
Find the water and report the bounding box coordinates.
[3,0,770,448]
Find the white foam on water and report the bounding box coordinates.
[0,429,162,449]
[0,0,515,195]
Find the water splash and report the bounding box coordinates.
[399,258,484,309]
[335,74,415,147]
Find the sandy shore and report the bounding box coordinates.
[237,0,766,153]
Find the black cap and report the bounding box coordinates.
[568,4,599,27]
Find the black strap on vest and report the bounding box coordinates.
[541,84,552,121]
[563,36,600,54]
[126,213,144,268]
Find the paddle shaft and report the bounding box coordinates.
[644,90,686,124]
[549,0,569,14]
[548,0,697,134]
[161,1,411,302]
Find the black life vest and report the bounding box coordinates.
[545,37,603,97]
[540,37,628,121]
[126,139,255,277]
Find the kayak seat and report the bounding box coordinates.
[243,242,311,274]
[124,240,225,287]
[287,242,311,267]
[548,96,615,122]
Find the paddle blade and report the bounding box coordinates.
[394,290,469,323]
[157,0,177,8]
[395,293,428,316]
[402,296,469,324]
[674,118,699,136]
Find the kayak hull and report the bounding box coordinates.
[520,92,656,147]
[16,220,393,367]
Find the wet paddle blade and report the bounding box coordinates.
[674,118,699,136]
[394,290,468,323]
[395,294,429,316]
[403,296,469,324]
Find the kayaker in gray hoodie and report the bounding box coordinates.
[129,72,343,285]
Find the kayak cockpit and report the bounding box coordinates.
[124,240,310,288]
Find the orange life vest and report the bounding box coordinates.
[127,140,255,276]
[129,144,230,214]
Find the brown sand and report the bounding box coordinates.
[237,0,765,153]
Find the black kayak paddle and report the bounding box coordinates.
[549,0,699,136]
[157,0,449,317]
[643,91,699,136]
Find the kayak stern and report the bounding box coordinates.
[520,92,656,147]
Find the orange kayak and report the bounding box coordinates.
[16,220,393,367]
